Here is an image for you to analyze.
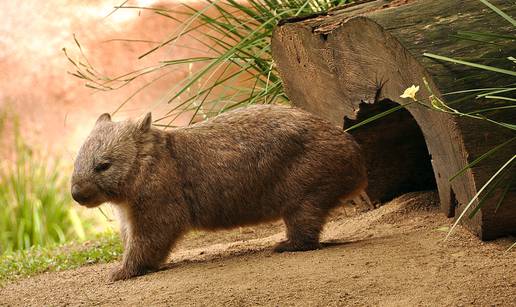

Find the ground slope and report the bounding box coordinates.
[1,191,515,306]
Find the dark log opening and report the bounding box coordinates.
[343,99,437,203]
[449,189,458,218]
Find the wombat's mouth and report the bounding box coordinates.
[73,195,105,208]
[76,200,104,208]
[71,183,106,208]
[71,192,105,208]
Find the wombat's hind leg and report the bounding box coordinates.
[274,204,327,253]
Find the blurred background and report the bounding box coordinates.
[0,0,201,154]
[0,0,205,252]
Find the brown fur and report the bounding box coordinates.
[71,105,367,281]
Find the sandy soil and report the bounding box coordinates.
[1,191,515,306]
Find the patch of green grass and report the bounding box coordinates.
[0,111,92,253]
[0,232,122,285]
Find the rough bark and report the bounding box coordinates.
[272,0,515,239]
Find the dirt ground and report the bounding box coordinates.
[1,191,515,306]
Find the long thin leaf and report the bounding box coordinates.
[424,53,516,77]
[449,137,515,181]
[479,0,516,27]
[344,102,413,132]
[445,154,516,240]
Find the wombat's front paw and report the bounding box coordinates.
[273,240,321,253]
[109,266,135,282]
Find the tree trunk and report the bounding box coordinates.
[271,0,515,240]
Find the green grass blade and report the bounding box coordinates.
[449,137,515,181]
[445,154,516,240]
[467,167,510,218]
[344,102,412,132]
[424,53,516,77]
[494,177,512,213]
[484,95,516,102]
[479,0,516,27]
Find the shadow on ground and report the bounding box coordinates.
[1,191,515,306]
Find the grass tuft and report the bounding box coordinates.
[0,111,92,253]
[0,232,122,285]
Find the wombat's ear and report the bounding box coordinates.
[136,112,152,132]
[96,113,111,125]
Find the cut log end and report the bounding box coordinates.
[272,0,516,240]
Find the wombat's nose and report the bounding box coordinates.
[71,184,92,204]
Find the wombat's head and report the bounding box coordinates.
[71,112,152,207]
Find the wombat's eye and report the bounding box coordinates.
[94,162,111,172]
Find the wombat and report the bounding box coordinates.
[71,105,367,281]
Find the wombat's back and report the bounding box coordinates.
[171,105,366,229]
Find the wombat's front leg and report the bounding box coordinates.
[109,224,178,281]
[119,221,129,249]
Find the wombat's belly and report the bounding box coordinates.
[192,197,284,230]
[197,212,282,230]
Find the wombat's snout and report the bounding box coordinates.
[71,183,97,206]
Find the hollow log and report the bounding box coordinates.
[271,0,515,240]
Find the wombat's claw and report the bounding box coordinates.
[273,240,321,253]
[109,267,136,282]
